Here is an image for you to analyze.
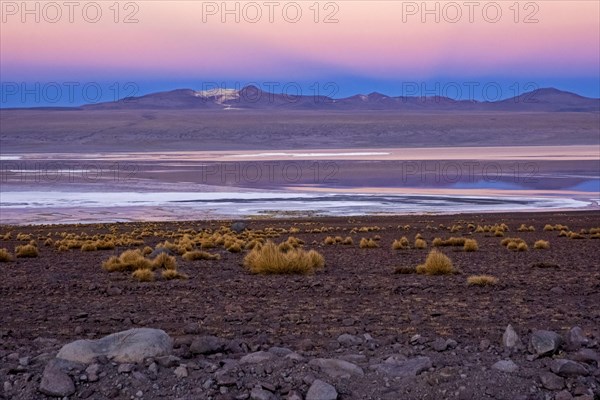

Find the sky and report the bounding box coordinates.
[1,0,599,107]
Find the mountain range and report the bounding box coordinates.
[79,86,600,112]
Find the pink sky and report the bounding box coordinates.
[1,1,599,80]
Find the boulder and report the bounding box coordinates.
[190,336,226,355]
[551,359,589,377]
[306,379,337,400]
[491,359,518,373]
[370,356,432,377]
[231,221,247,233]
[502,324,523,349]
[39,360,76,397]
[308,358,364,379]
[528,330,562,356]
[56,328,173,364]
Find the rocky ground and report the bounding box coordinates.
[0,211,599,400]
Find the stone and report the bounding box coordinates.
[284,352,306,363]
[231,221,248,233]
[85,363,101,382]
[156,355,180,368]
[39,361,76,397]
[174,365,188,379]
[190,336,226,355]
[250,386,276,400]
[479,339,491,351]
[539,371,565,390]
[19,357,30,366]
[268,346,293,357]
[286,391,303,400]
[371,356,432,377]
[432,338,448,352]
[182,323,201,335]
[308,358,364,379]
[502,324,523,349]
[149,247,175,258]
[240,351,275,364]
[117,363,135,373]
[551,359,589,377]
[569,348,600,366]
[566,327,589,351]
[56,328,172,364]
[529,330,562,356]
[491,360,518,373]
[554,390,574,400]
[306,379,337,400]
[337,334,362,347]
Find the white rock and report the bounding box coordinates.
[56,328,173,364]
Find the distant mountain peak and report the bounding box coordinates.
[77,85,598,112]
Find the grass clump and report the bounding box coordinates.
[467,275,498,286]
[392,237,409,250]
[517,224,535,232]
[161,269,188,280]
[341,237,354,245]
[517,242,529,252]
[182,250,221,261]
[416,249,454,275]
[359,238,379,248]
[102,249,152,272]
[227,243,242,253]
[533,240,550,249]
[463,239,478,252]
[132,268,155,282]
[0,248,14,262]
[414,238,427,249]
[152,253,177,270]
[15,244,39,258]
[243,241,324,275]
[324,236,336,245]
[81,242,97,252]
[543,224,554,231]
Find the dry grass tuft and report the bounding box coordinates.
[132,268,155,282]
[15,244,39,258]
[392,237,409,250]
[533,240,550,249]
[414,238,427,249]
[324,236,336,245]
[463,239,479,252]
[161,269,188,280]
[102,249,152,272]
[182,250,221,261]
[341,237,354,245]
[467,275,498,286]
[517,224,535,232]
[359,238,379,248]
[517,242,529,252]
[227,243,243,253]
[152,253,177,270]
[81,242,97,252]
[543,224,554,231]
[243,241,324,274]
[416,249,454,275]
[0,248,14,262]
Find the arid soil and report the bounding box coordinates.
[1,110,599,153]
[1,211,599,400]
